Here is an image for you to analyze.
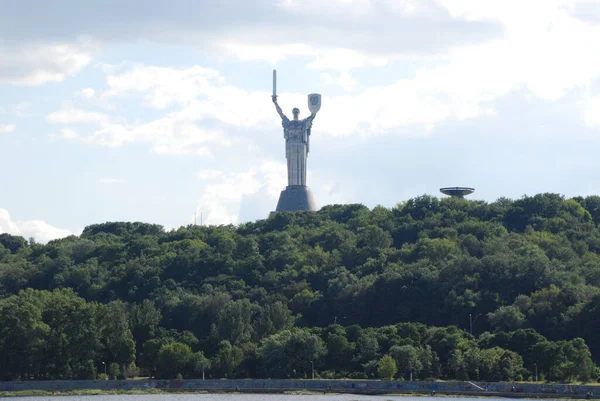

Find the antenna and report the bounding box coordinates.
[194,212,197,226]
[200,212,203,226]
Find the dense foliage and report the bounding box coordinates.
[1,193,600,382]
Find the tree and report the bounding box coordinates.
[0,233,28,254]
[259,328,326,378]
[156,342,193,379]
[0,290,49,380]
[214,340,244,378]
[1,193,600,380]
[99,301,136,367]
[377,355,397,380]
[390,345,422,380]
[217,299,255,345]
[488,306,527,332]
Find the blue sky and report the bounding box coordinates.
[2,0,600,242]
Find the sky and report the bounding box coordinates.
[2,0,600,242]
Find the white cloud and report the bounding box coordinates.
[47,108,109,124]
[0,0,502,70]
[307,48,388,70]
[60,128,79,139]
[278,0,373,16]
[49,127,79,141]
[51,64,272,153]
[337,71,356,92]
[196,161,286,225]
[84,117,229,154]
[194,161,356,226]
[197,169,224,180]
[0,208,73,244]
[93,63,465,141]
[222,43,388,71]
[98,177,125,184]
[76,88,96,99]
[584,96,600,127]
[45,1,600,154]
[13,103,31,117]
[0,124,16,134]
[0,42,93,86]
[222,43,315,64]
[433,0,600,102]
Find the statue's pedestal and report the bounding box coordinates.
[275,185,317,212]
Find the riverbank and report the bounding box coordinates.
[0,379,597,399]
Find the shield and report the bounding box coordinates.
[308,93,321,114]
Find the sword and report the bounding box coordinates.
[273,69,277,97]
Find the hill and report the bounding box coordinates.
[1,193,600,382]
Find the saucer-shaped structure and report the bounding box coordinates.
[440,187,475,198]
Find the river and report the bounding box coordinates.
[0,395,562,401]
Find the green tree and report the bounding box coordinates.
[214,340,244,378]
[99,301,136,367]
[377,354,397,380]
[260,328,326,378]
[217,299,255,345]
[488,306,527,332]
[390,345,422,380]
[156,342,193,379]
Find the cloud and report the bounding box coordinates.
[193,160,357,226]
[307,48,388,70]
[222,43,389,70]
[197,169,224,180]
[221,43,315,64]
[44,1,600,157]
[0,0,502,67]
[584,96,600,127]
[103,64,224,108]
[49,127,79,141]
[76,88,96,99]
[47,108,109,124]
[49,64,270,153]
[0,103,32,118]
[0,208,73,244]
[0,41,93,86]
[84,117,230,154]
[98,177,125,184]
[61,128,79,139]
[0,124,16,134]
[557,0,600,24]
[195,161,286,225]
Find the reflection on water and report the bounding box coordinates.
[0,394,557,401]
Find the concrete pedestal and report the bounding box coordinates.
[275,185,317,212]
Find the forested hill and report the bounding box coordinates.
[2,193,600,382]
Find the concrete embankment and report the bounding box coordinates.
[0,379,597,398]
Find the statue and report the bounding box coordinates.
[272,96,316,186]
[271,70,321,212]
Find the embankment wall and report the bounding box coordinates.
[0,378,597,397]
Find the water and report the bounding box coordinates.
[0,395,560,401]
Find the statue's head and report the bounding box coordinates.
[292,108,300,120]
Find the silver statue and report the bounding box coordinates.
[272,69,321,187]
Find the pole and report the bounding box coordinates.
[469,313,481,335]
[273,70,277,96]
[202,363,205,380]
[102,361,106,379]
[311,360,314,379]
[334,316,337,325]
[469,313,472,335]
[534,363,538,382]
